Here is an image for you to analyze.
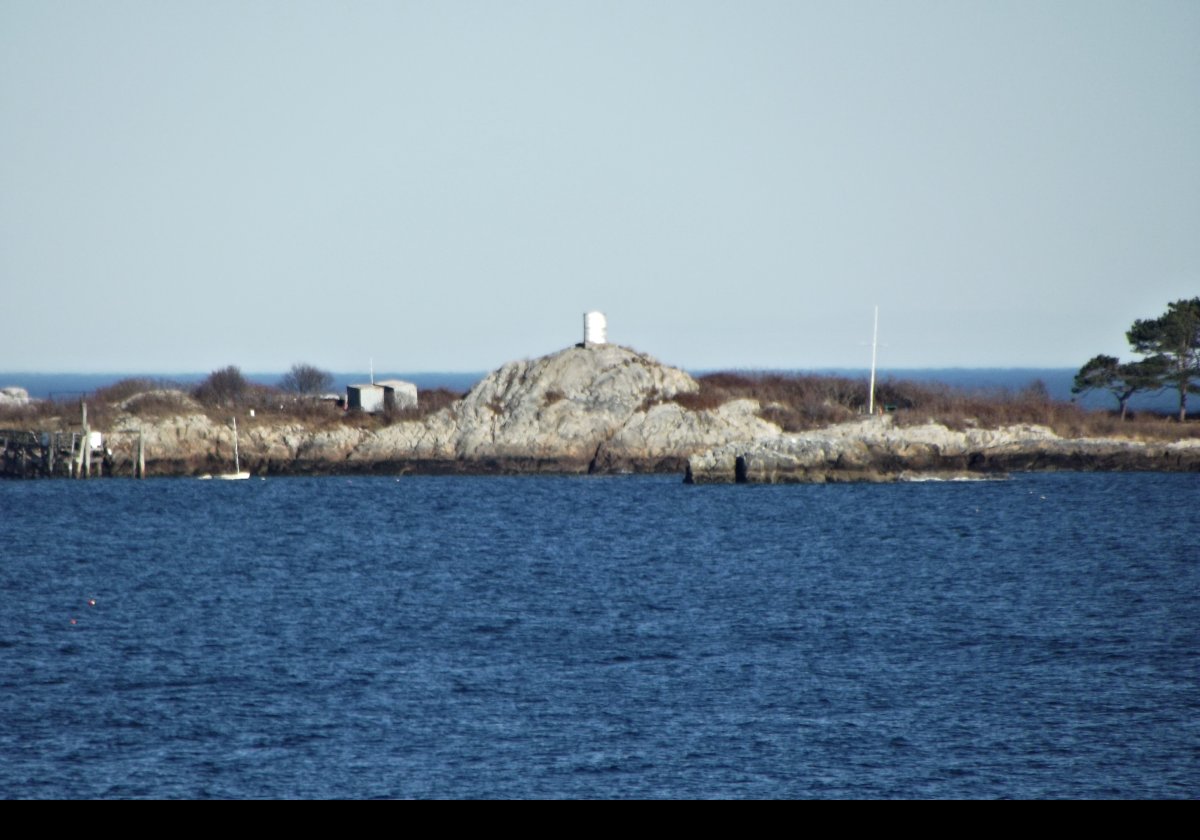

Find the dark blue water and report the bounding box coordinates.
[1,474,1196,798]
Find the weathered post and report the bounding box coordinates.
[79,401,89,479]
[137,432,146,479]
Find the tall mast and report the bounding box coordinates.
[232,417,241,473]
[868,305,879,416]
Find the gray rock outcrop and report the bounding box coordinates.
[0,386,30,407]
[97,344,783,475]
[452,343,699,464]
[686,417,1200,483]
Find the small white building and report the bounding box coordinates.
[346,383,385,413]
[377,379,418,411]
[347,380,418,413]
[583,311,607,345]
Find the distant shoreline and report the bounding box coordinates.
[4,344,1197,482]
[0,368,1184,413]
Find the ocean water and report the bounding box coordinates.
[0,474,1196,799]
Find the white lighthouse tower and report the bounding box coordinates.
[583,311,607,346]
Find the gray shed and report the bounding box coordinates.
[346,383,385,413]
[377,379,418,411]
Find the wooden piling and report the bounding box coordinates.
[80,401,90,479]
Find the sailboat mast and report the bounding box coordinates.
[232,417,241,473]
[868,306,879,416]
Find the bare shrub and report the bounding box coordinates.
[279,363,334,395]
[193,366,249,407]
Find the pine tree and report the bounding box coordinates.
[1127,298,1200,421]
[1072,354,1167,420]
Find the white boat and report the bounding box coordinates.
[199,417,251,480]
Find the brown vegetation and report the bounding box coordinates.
[192,366,249,407]
[278,363,334,396]
[672,372,866,429]
[4,369,1194,445]
[381,388,465,424]
[0,396,64,426]
[0,375,469,435]
[674,371,1199,441]
[93,377,184,403]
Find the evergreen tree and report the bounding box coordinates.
[1072,354,1166,420]
[1127,298,1200,421]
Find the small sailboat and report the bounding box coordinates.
[199,417,251,480]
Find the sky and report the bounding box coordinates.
[1,1,1197,374]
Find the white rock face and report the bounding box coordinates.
[377,379,418,410]
[0,386,30,407]
[117,389,201,413]
[98,345,764,473]
[596,398,780,470]
[350,413,457,462]
[684,416,1200,483]
[451,344,700,462]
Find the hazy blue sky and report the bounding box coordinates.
[2,1,1197,373]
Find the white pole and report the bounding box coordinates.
[232,417,241,474]
[868,305,879,416]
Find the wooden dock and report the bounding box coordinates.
[1,398,150,480]
[1,429,82,478]
[1,428,149,479]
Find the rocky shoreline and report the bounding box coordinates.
[684,419,1200,483]
[68,345,779,478]
[7,344,1199,480]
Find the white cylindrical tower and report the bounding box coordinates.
[583,311,607,345]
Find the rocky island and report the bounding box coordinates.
[4,342,1199,481]
[12,344,777,478]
